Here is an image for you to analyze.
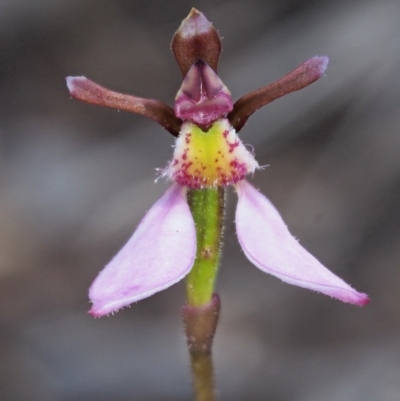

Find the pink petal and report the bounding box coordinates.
[235,180,369,305]
[89,184,196,316]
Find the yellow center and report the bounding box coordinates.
[167,119,258,188]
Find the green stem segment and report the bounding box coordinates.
[183,187,225,401]
[186,187,225,306]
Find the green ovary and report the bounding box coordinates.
[186,187,224,306]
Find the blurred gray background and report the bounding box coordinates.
[1,0,400,400]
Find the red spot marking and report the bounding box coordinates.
[228,159,247,182]
[182,148,189,161]
[175,170,205,189]
[228,140,240,153]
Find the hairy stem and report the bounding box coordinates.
[184,187,225,401]
[186,187,225,306]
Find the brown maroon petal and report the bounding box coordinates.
[228,56,329,132]
[66,76,182,137]
[171,8,222,76]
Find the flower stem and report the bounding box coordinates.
[186,187,225,306]
[182,294,221,401]
[184,188,224,400]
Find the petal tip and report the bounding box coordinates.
[88,305,105,318]
[179,8,213,38]
[188,8,201,16]
[339,289,369,306]
[66,76,87,95]
[88,301,123,317]
[355,293,370,306]
[313,56,329,76]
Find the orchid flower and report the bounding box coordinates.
[67,9,369,317]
